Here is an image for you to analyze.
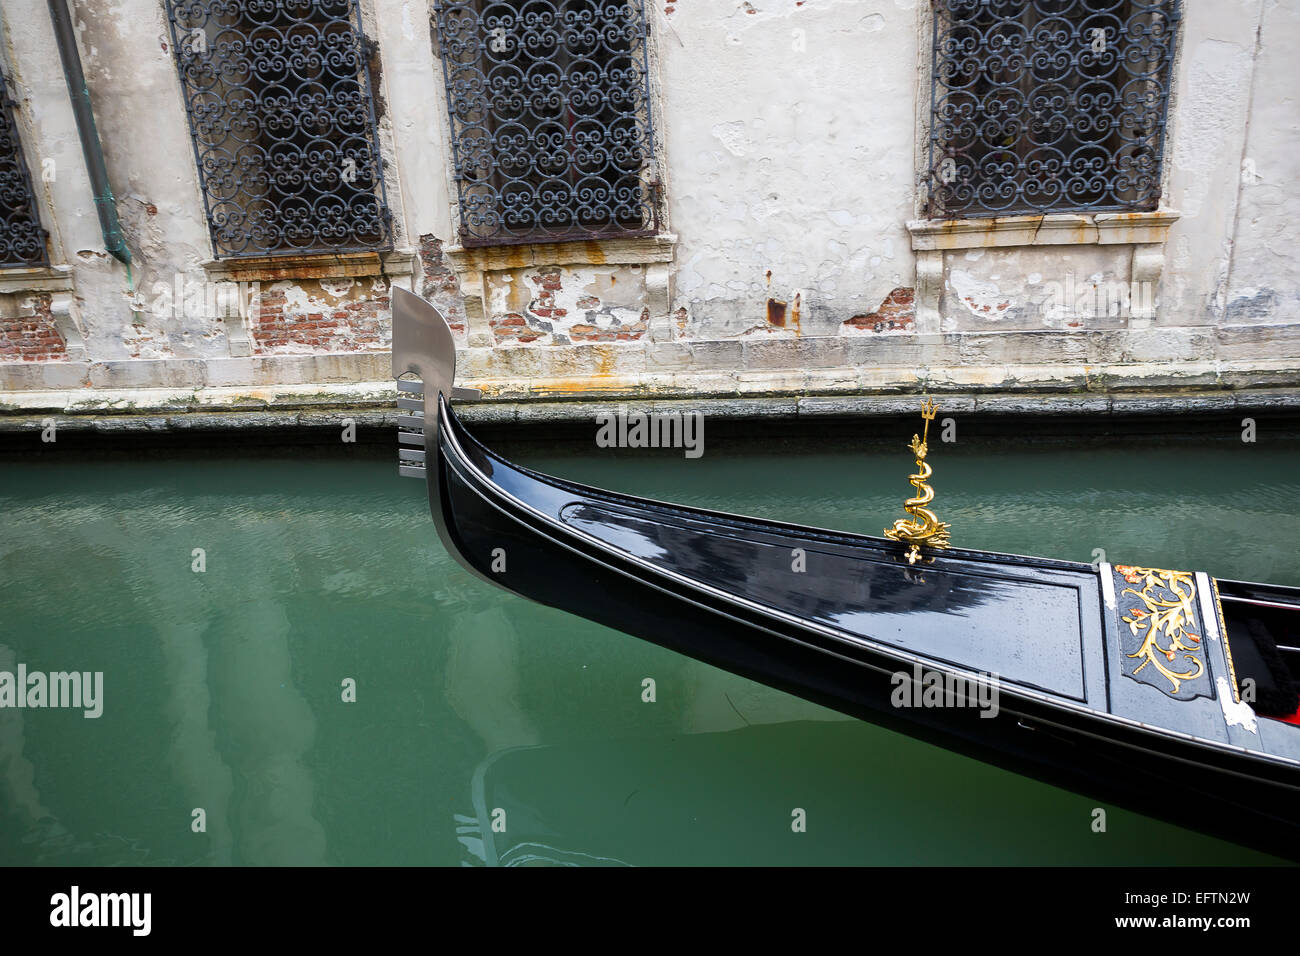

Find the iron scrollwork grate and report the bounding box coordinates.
[0,71,48,268]
[165,0,392,259]
[925,0,1180,219]
[433,0,661,247]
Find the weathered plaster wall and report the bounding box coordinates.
[658,0,918,338]
[1225,0,1300,324]
[940,246,1130,332]
[49,0,214,360]
[0,0,1298,405]
[480,264,652,345]
[373,0,456,254]
[1162,0,1264,324]
[1,0,412,388]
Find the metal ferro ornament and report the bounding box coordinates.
[884,398,952,565]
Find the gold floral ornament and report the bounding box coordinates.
[885,398,952,565]
[1116,565,1204,694]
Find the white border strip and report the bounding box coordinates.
[1099,561,1116,610]
[1196,571,1259,735]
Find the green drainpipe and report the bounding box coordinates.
[47,0,132,271]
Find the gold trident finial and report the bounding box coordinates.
[920,395,937,427]
[884,397,952,564]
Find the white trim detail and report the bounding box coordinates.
[1099,562,1116,611]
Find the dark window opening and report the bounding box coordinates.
[0,71,48,268]
[925,0,1180,219]
[433,0,660,247]
[166,0,392,259]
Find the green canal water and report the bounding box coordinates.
[1,426,1297,865]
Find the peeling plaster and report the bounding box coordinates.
[1,0,1298,392]
[949,269,1010,319]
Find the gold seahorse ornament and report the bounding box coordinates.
[884,398,952,564]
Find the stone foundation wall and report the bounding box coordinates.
[0,0,1296,407]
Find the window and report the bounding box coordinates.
[0,70,48,267]
[165,0,391,259]
[925,0,1180,219]
[433,0,661,247]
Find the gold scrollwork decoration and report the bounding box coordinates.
[1115,565,1204,694]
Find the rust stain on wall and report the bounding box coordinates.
[674,306,689,337]
[766,297,787,327]
[531,375,637,396]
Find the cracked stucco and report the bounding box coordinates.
[0,0,1297,394]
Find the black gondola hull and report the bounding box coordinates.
[437,418,1300,860]
[391,286,1300,861]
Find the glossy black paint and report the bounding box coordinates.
[428,398,1300,860]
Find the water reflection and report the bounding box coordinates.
[461,719,1284,866]
[209,597,325,865]
[0,440,1294,866]
[445,605,540,753]
[0,643,52,841]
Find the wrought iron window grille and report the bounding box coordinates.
[165,0,392,259]
[0,71,49,268]
[433,0,661,247]
[925,0,1180,219]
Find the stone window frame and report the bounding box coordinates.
[181,0,420,356]
[908,2,1185,333]
[431,0,664,250]
[0,41,84,360]
[430,1,678,347]
[165,0,396,262]
[906,210,1180,333]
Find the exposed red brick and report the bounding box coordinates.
[524,269,570,322]
[489,310,546,344]
[417,233,467,334]
[0,294,67,362]
[531,269,563,292]
[569,312,648,343]
[843,287,916,333]
[250,281,392,355]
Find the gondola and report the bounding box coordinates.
[391,286,1300,860]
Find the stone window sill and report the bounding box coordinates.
[446,234,678,347]
[906,211,1180,332]
[0,264,74,296]
[200,251,417,359]
[202,249,417,283]
[446,233,677,273]
[907,210,1180,251]
[0,265,85,360]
